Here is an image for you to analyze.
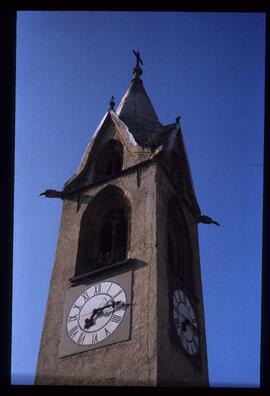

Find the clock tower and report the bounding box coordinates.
[35,53,209,386]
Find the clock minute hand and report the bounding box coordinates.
[95,300,122,314]
[84,301,123,329]
[184,318,202,335]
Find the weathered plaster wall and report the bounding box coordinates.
[155,164,209,386]
[35,160,209,387]
[35,164,158,386]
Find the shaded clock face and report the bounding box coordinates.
[66,281,127,346]
[172,289,199,355]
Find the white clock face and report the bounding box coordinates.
[66,281,126,346]
[172,289,199,355]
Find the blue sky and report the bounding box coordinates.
[13,11,265,386]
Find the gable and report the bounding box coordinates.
[63,111,152,193]
[158,127,201,217]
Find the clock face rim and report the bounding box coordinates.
[59,270,132,358]
[172,288,199,356]
[66,281,127,346]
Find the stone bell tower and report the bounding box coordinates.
[35,52,209,386]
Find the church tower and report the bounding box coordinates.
[35,53,209,386]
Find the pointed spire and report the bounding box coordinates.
[115,51,176,148]
[115,51,159,135]
[116,74,163,147]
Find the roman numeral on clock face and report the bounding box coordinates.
[72,303,83,311]
[77,332,86,345]
[112,289,123,299]
[179,332,184,343]
[92,333,98,344]
[111,314,122,323]
[94,283,102,295]
[68,325,79,339]
[176,290,181,303]
[182,293,186,304]
[174,318,180,328]
[173,306,178,317]
[67,313,79,323]
[81,290,90,302]
[105,328,111,337]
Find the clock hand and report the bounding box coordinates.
[84,300,108,328]
[95,300,122,313]
[84,301,123,329]
[84,309,98,329]
[184,318,202,335]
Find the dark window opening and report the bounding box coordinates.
[99,208,128,266]
[75,186,129,277]
[167,199,193,289]
[104,152,123,177]
[94,140,123,180]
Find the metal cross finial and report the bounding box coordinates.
[109,95,115,111]
[132,50,143,67]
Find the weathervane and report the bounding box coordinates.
[176,116,181,125]
[132,49,143,80]
[133,50,143,67]
[109,95,115,111]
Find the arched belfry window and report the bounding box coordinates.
[100,208,128,262]
[167,197,194,289]
[94,139,123,181]
[75,185,129,276]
